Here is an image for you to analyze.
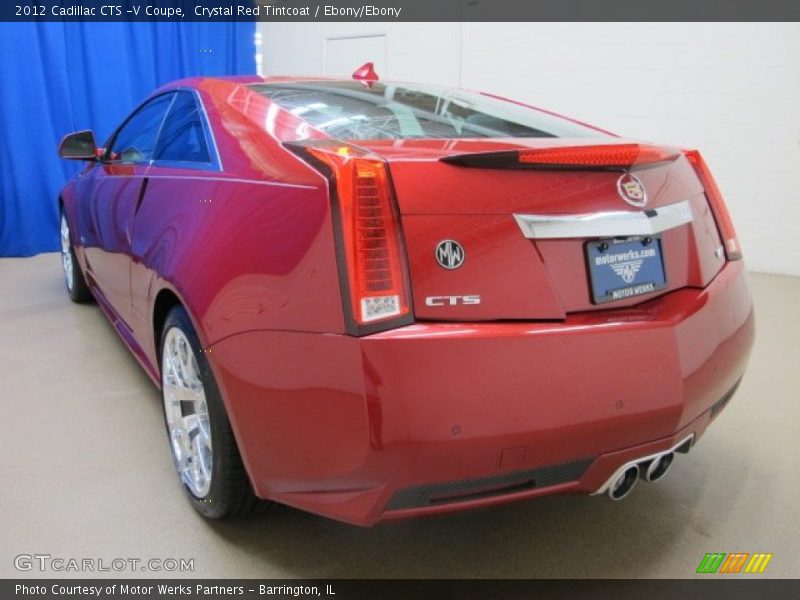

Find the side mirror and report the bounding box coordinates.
[58,130,98,160]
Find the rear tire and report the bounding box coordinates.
[159,306,262,519]
[60,210,91,303]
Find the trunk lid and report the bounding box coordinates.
[358,139,726,320]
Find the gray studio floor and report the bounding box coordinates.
[1,254,798,578]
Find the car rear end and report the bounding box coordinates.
[213,80,754,525]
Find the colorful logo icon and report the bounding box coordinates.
[696,552,773,574]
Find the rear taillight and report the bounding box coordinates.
[683,149,742,261]
[289,140,412,334]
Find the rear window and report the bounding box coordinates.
[249,81,607,141]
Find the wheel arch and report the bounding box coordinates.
[58,190,80,248]
[151,285,215,368]
[152,287,184,368]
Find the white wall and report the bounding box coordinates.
[259,22,800,275]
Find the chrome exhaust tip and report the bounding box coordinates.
[592,434,693,500]
[642,452,675,483]
[607,465,640,501]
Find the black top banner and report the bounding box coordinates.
[3,0,800,22]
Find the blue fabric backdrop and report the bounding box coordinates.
[0,22,255,256]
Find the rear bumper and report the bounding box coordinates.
[210,260,754,526]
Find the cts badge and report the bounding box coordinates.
[425,295,481,307]
[435,240,465,269]
[617,172,647,207]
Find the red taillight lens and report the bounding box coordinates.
[683,149,742,261]
[518,144,680,168]
[303,142,412,330]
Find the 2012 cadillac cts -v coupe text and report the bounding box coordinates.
[57,75,754,525]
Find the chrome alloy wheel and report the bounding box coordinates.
[162,327,213,498]
[60,214,74,291]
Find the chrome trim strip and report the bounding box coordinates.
[514,200,693,239]
[591,434,694,496]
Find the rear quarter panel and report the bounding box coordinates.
[129,171,344,368]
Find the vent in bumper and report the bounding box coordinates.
[386,457,594,511]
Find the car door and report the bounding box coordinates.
[77,93,175,326]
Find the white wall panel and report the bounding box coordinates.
[324,35,387,77]
[261,23,461,85]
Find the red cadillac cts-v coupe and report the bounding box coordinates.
[57,74,754,525]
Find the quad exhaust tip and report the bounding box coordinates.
[597,434,694,501]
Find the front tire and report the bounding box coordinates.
[60,210,91,303]
[160,306,261,518]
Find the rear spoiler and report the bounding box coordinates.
[440,144,681,171]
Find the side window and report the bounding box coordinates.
[153,92,212,165]
[108,94,174,163]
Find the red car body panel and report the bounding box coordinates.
[209,259,752,525]
[59,76,754,525]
